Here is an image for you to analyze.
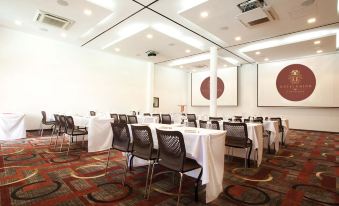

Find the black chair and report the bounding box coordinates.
[255,117,263,123]
[110,113,119,123]
[209,117,223,121]
[130,125,157,197]
[111,123,132,185]
[199,120,207,128]
[161,114,171,124]
[127,115,138,124]
[152,114,161,123]
[90,111,96,116]
[144,113,151,116]
[244,118,263,123]
[49,114,60,146]
[148,129,203,205]
[234,116,242,119]
[63,116,88,156]
[119,114,128,123]
[233,117,242,122]
[187,120,197,128]
[270,117,285,145]
[186,114,196,122]
[40,111,56,136]
[223,122,252,168]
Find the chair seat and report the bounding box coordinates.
[159,157,201,173]
[113,143,132,153]
[226,137,252,148]
[68,129,88,136]
[44,121,56,125]
[133,149,158,160]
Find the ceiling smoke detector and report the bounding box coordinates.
[145,50,158,57]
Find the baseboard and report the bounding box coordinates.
[290,128,339,134]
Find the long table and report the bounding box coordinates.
[128,123,226,203]
[0,113,26,140]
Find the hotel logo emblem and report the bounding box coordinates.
[200,77,225,100]
[276,64,316,101]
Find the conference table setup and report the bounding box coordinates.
[0,113,26,141]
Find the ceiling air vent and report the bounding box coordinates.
[34,10,74,30]
[236,0,278,27]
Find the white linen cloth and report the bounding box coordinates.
[72,116,114,152]
[136,115,159,124]
[282,119,290,143]
[0,113,26,140]
[263,120,280,152]
[128,123,226,203]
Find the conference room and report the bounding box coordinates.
[0,0,338,205]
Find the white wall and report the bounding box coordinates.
[187,63,339,133]
[0,28,149,129]
[153,65,188,114]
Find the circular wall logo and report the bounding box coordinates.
[200,77,224,100]
[276,64,316,101]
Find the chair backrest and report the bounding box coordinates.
[223,122,248,146]
[161,114,171,124]
[234,118,242,122]
[144,113,151,116]
[110,113,119,123]
[53,114,60,126]
[90,111,96,116]
[199,120,207,128]
[127,115,138,124]
[234,116,242,119]
[209,117,223,121]
[186,114,196,121]
[255,117,263,123]
[187,120,197,128]
[131,125,154,159]
[41,111,47,123]
[111,123,131,151]
[118,114,127,123]
[152,113,161,123]
[210,120,220,130]
[156,129,186,171]
[244,119,263,123]
[65,116,75,131]
[270,117,283,132]
[131,111,137,115]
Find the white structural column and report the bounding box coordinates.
[146,62,155,113]
[209,46,218,117]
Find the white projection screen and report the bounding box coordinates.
[191,67,238,106]
[258,53,339,107]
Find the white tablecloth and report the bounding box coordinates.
[72,116,113,152]
[0,113,26,140]
[263,120,280,152]
[136,115,159,124]
[128,123,226,203]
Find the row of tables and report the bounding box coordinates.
[0,113,289,203]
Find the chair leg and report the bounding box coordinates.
[59,134,65,151]
[195,168,203,202]
[66,136,72,156]
[244,148,248,168]
[40,125,44,137]
[247,145,252,168]
[104,148,111,175]
[144,160,152,198]
[81,135,85,149]
[122,153,129,186]
[147,162,156,200]
[129,155,134,171]
[176,172,184,206]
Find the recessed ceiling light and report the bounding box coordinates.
[255,51,261,55]
[179,65,184,68]
[316,50,323,53]
[200,11,208,18]
[307,17,316,24]
[313,40,321,45]
[146,34,153,39]
[84,9,92,16]
[235,36,241,41]
[264,58,269,61]
[223,64,227,67]
[114,48,120,52]
[14,20,22,26]
[60,32,67,38]
[192,69,197,72]
[185,49,191,53]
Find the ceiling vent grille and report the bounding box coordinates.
[236,6,278,27]
[34,10,74,30]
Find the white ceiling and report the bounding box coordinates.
[0,0,338,69]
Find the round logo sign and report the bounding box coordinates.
[200,77,225,100]
[276,64,316,101]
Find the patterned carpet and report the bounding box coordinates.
[0,130,338,206]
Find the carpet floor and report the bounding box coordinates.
[0,130,338,206]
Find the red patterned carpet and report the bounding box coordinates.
[0,130,338,206]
